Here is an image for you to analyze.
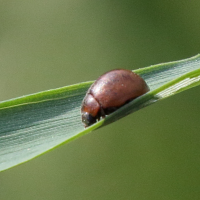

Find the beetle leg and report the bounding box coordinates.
[100,106,106,119]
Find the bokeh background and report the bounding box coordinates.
[0,1,200,199]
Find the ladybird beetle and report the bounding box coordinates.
[81,69,149,127]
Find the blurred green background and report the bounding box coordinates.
[0,1,200,199]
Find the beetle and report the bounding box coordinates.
[81,69,149,127]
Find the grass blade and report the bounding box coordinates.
[0,54,200,172]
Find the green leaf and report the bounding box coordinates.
[1,54,200,172]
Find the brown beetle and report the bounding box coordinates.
[81,69,149,127]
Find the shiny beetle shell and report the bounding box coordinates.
[81,69,149,127]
